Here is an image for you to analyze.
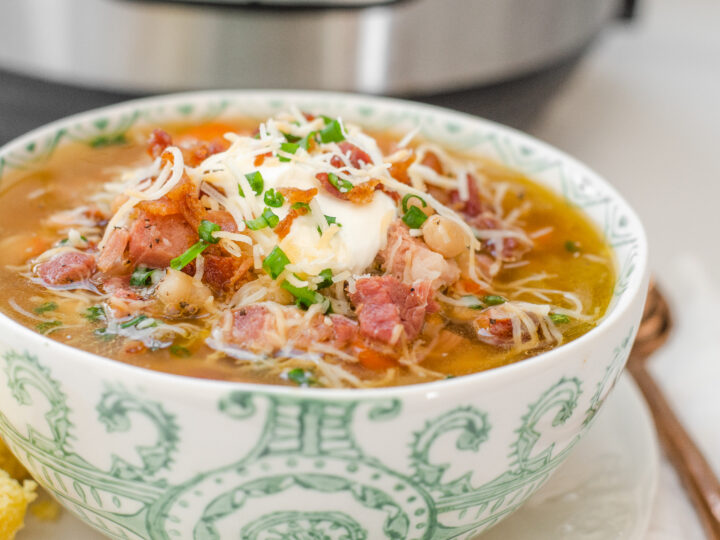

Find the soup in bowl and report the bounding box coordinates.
[0,91,647,539]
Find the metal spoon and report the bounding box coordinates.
[627,283,720,539]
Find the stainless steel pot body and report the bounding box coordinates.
[0,0,617,94]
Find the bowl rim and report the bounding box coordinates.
[0,89,649,399]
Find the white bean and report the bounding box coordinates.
[156,269,213,317]
[421,215,466,258]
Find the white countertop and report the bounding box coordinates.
[530,0,720,537]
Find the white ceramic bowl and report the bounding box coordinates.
[0,91,648,540]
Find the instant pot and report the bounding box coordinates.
[0,0,633,142]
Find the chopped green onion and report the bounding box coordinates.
[482,295,506,306]
[550,313,571,324]
[83,306,104,322]
[286,367,316,387]
[317,268,333,289]
[36,320,62,333]
[282,132,301,143]
[120,314,150,329]
[169,344,192,357]
[198,220,221,244]
[281,280,330,312]
[298,132,317,150]
[402,205,428,229]
[324,215,341,226]
[241,171,264,196]
[461,295,484,310]
[278,142,299,162]
[34,301,58,314]
[264,188,285,208]
[170,241,207,271]
[246,208,280,230]
[262,246,290,279]
[401,193,427,213]
[130,266,157,287]
[327,173,353,193]
[565,240,580,253]
[319,119,345,143]
[94,328,116,341]
[292,202,311,212]
[320,115,333,125]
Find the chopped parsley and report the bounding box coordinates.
[564,240,580,253]
[34,301,58,314]
[83,306,105,322]
[35,320,62,333]
[169,344,192,358]
[262,246,290,279]
[549,313,571,324]
[94,328,116,341]
[286,368,317,387]
[264,188,285,208]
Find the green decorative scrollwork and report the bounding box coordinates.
[3,349,72,455]
[510,377,582,472]
[410,407,491,496]
[240,510,367,540]
[97,385,179,482]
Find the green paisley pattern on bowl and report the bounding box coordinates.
[0,92,647,539]
[0,345,632,540]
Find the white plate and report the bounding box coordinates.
[19,374,658,540]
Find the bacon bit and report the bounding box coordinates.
[278,187,318,205]
[378,184,401,203]
[421,151,444,174]
[337,141,372,168]
[388,153,414,185]
[347,179,380,204]
[303,112,316,122]
[355,345,397,371]
[450,173,488,218]
[254,152,272,167]
[204,210,238,233]
[457,278,485,295]
[316,173,380,204]
[275,205,309,240]
[123,340,147,355]
[147,129,172,159]
[202,254,252,292]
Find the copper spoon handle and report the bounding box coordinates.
[628,365,720,538]
[628,285,720,539]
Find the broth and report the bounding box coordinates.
[0,115,614,388]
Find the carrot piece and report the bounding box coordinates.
[357,348,397,371]
[177,122,237,142]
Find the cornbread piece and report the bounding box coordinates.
[0,469,37,540]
